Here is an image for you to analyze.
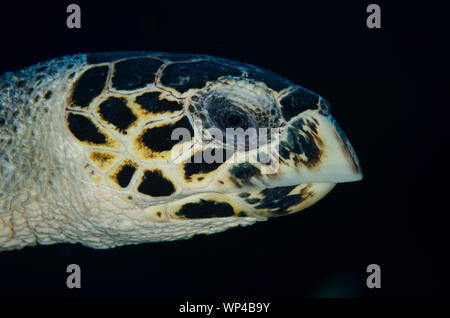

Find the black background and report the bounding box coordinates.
[0,0,448,300]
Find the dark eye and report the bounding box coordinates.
[206,96,254,132]
[223,111,248,129]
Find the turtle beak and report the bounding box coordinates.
[207,110,363,217]
[268,111,363,185]
[311,113,363,182]
[215,109,362,192]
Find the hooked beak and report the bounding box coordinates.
[325,115,363,182]
[227,110,363,189]
[286,111,363,183]
[217,111,363,217]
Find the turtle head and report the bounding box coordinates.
[64,55,362,222]
[179,77,362,217]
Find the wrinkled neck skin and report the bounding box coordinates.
[0,59,125,251]
[0,59,83,251]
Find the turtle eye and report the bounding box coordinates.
[222,111,248,129]
[206,96,255,133]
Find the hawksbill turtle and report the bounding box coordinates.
[0,52,362,251]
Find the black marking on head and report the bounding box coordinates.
[86,51,151,64]
[279,145,291,160]
[112,57,164,90]
[114,162,137,188]
[253,185,302,215]
[245,198,261,204]
[67,113,107,144]
[98,97,137,133]
[292,118,305,129]
[238,192,250,198]
[135,92,183,113]
[307,120,318,134]
[160,60,241,93]
[288,128,321,161]
[70,66,109,108]
[229,163,261,187]
[175,199,235,219]
[138,170,176,197]
[238,211,247,217]
[44,90,52,100]
[280,87,319,121]
[184,148,232,179]
[291,117,318,134]
[138,116,194,153]
[283,128,322,167]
